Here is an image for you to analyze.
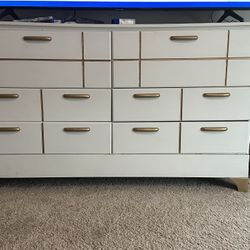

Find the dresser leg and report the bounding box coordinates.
[230,178,248,192]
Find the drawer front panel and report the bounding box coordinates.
[227,60,250,86]
[113,31,140,59]
[0,89,41,121]
[183,87,250,120]
[0,31,82,59]
[44,122,111,154]
[141,60,226,87]
[181,122,249,154]
[43,89,111,121]
[84,61,111,88]
[84,31,111,60]
[113,89,181,121]
[0,61,82,88]
[0,122,42,154]
[229,30,250,57]
[141,30,227,58]
[113,122,179,153]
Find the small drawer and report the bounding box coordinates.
[113,31,140,59]
[113,122,179,154]
[183,87,250,120]
[84,31,111,60]
[0,61,82,88]
[141,60,226,87]
[113,61,139,88]
[0,89,41,121]
[113,89,181,121]
[227,60,250,86]
[181,122,249,154]
[141,30,227,59]
[84,61,111,88]
[0,122,42,154]
[229,30,250,57]
[43,89,111,121]
[0,31,81,59]
[44,122,111,154]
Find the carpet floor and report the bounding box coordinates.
[0,178,249,250]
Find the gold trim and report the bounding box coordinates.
[23,36,52,42]
[200,127,228,132]
[133,93,160,98]
[0,93,19,98]
[133,127,159,132]
[63,127,90,132]
[230,178,248,192]
[203,92,230,97]
[0,127,20,132]
[63,93,90,99]
[170,35,198,41]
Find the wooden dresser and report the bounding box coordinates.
[0,22,249,192]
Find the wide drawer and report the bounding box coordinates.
[44,122,111,154]
[182,88,250,120]
[113,122,179,154]
[113,89,181,121]
[43,89,111,121]
[228,30,250,57]
[0,89,41,121]
[0,61,82,88]
[0,122,42,154]
[227,60,250,86]
[141,60,226,87]
[0,31,82,59]
[181,122,249,154]
[141,30,228,58]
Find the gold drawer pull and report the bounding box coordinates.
[200,127,228,132]
[23,36,52,42]
[203,93,231,98]
[133,93,160,98]
[170,35,198,41]
[63,94,90,99]
[63,127,90,132]
[0,127,20,132]
[0,94,19,99]
[133,127,159,132]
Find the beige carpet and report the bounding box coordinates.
[0,178,249,250]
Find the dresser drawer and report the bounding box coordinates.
[44,122,111,154]
[141,30,227,59]
[0,31,81,59]
[227,60,250,86]
[43,89,111,121]
[182,88,250,120]
[0,89,41,121]
[0,61,82,88]
[113,123,179,154]
[0,122,42,154]
[181,122,249,154]
[141,60,226,87]
[113,89,181,121]
[229,30,250,57]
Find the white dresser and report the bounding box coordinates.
[0,22,249,192]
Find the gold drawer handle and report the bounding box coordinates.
[63,127,90,132]
[0,127,20,132]
[63,94,90,99]
[203,93,231,98]
[23,36,52,42]
[170,35,198,41]
[133,93,160,98]
[200,127,228,132]
[0,94,19,99]
[133,127,159,132]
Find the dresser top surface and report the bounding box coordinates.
[1,21,250,31]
